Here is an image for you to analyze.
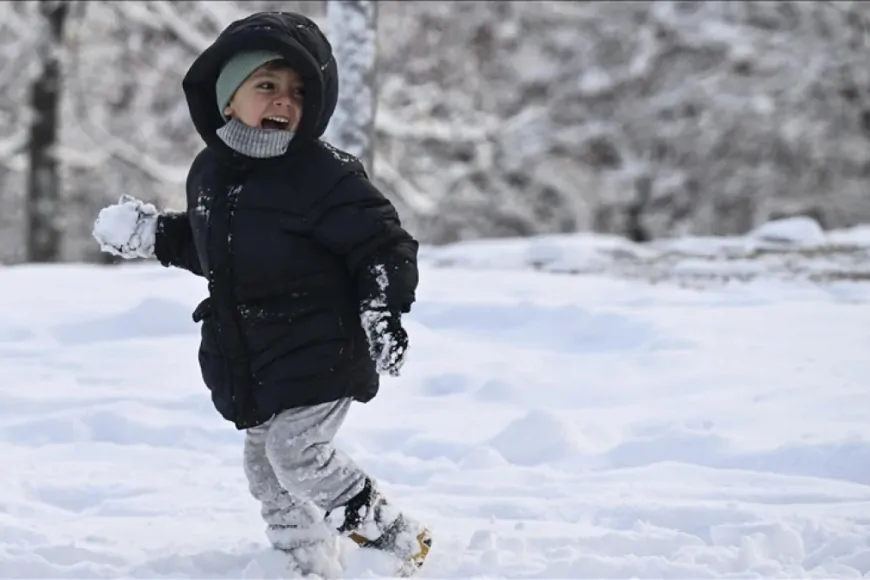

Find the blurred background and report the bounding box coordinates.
[1,0,869,265]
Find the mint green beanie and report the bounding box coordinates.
[216,50,284,121]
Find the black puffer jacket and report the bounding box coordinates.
[153,12,419,430]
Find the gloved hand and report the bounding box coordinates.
[360,306,409,377]
[92,195,159,259]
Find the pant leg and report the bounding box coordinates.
[260,398,432,572]
[244,419,333,550]
[263,397,367,514]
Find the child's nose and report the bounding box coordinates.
[274,93,299,110]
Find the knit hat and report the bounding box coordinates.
[216,50,284,121]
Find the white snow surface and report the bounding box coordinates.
[2,224,870,578]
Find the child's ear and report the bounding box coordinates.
[223,106,234,118]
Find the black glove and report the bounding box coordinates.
[360,307,409,376]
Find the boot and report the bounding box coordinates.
[330,479,432,576]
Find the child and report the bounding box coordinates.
[91,11,431,577]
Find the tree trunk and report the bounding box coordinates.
[325,0,379,177]
[27,0,69,263]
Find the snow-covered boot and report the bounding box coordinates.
[265,517,343,578]
[331,479,432,576]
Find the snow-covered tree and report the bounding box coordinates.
[324,0,379,176]
[3,0,870,264]
[27,0,69,262]
[0,2,35,263]
[372,1,870,243]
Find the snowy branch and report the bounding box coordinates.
[374,154,436,216]
[107,1,215,56]
[196,1,249,31]
[76,120,189,185]
[105,1,166,31]
[573,25,665,100]
[51,144,110,169]
[0,129,27,160]
[148,1,214,55]
[375,109,496,143]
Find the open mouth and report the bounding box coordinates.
[260,116,291,131]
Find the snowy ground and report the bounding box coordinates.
[2,219,870,579]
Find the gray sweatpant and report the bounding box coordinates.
[243,397,367,550]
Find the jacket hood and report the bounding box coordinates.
[182,12,338,156]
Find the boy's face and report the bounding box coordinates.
[224,61,304,131]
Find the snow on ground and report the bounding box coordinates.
[2,220,870,578]
[421,218,870,287]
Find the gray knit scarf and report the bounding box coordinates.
[216,118,295,158]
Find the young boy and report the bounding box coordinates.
[91,11,431,577]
